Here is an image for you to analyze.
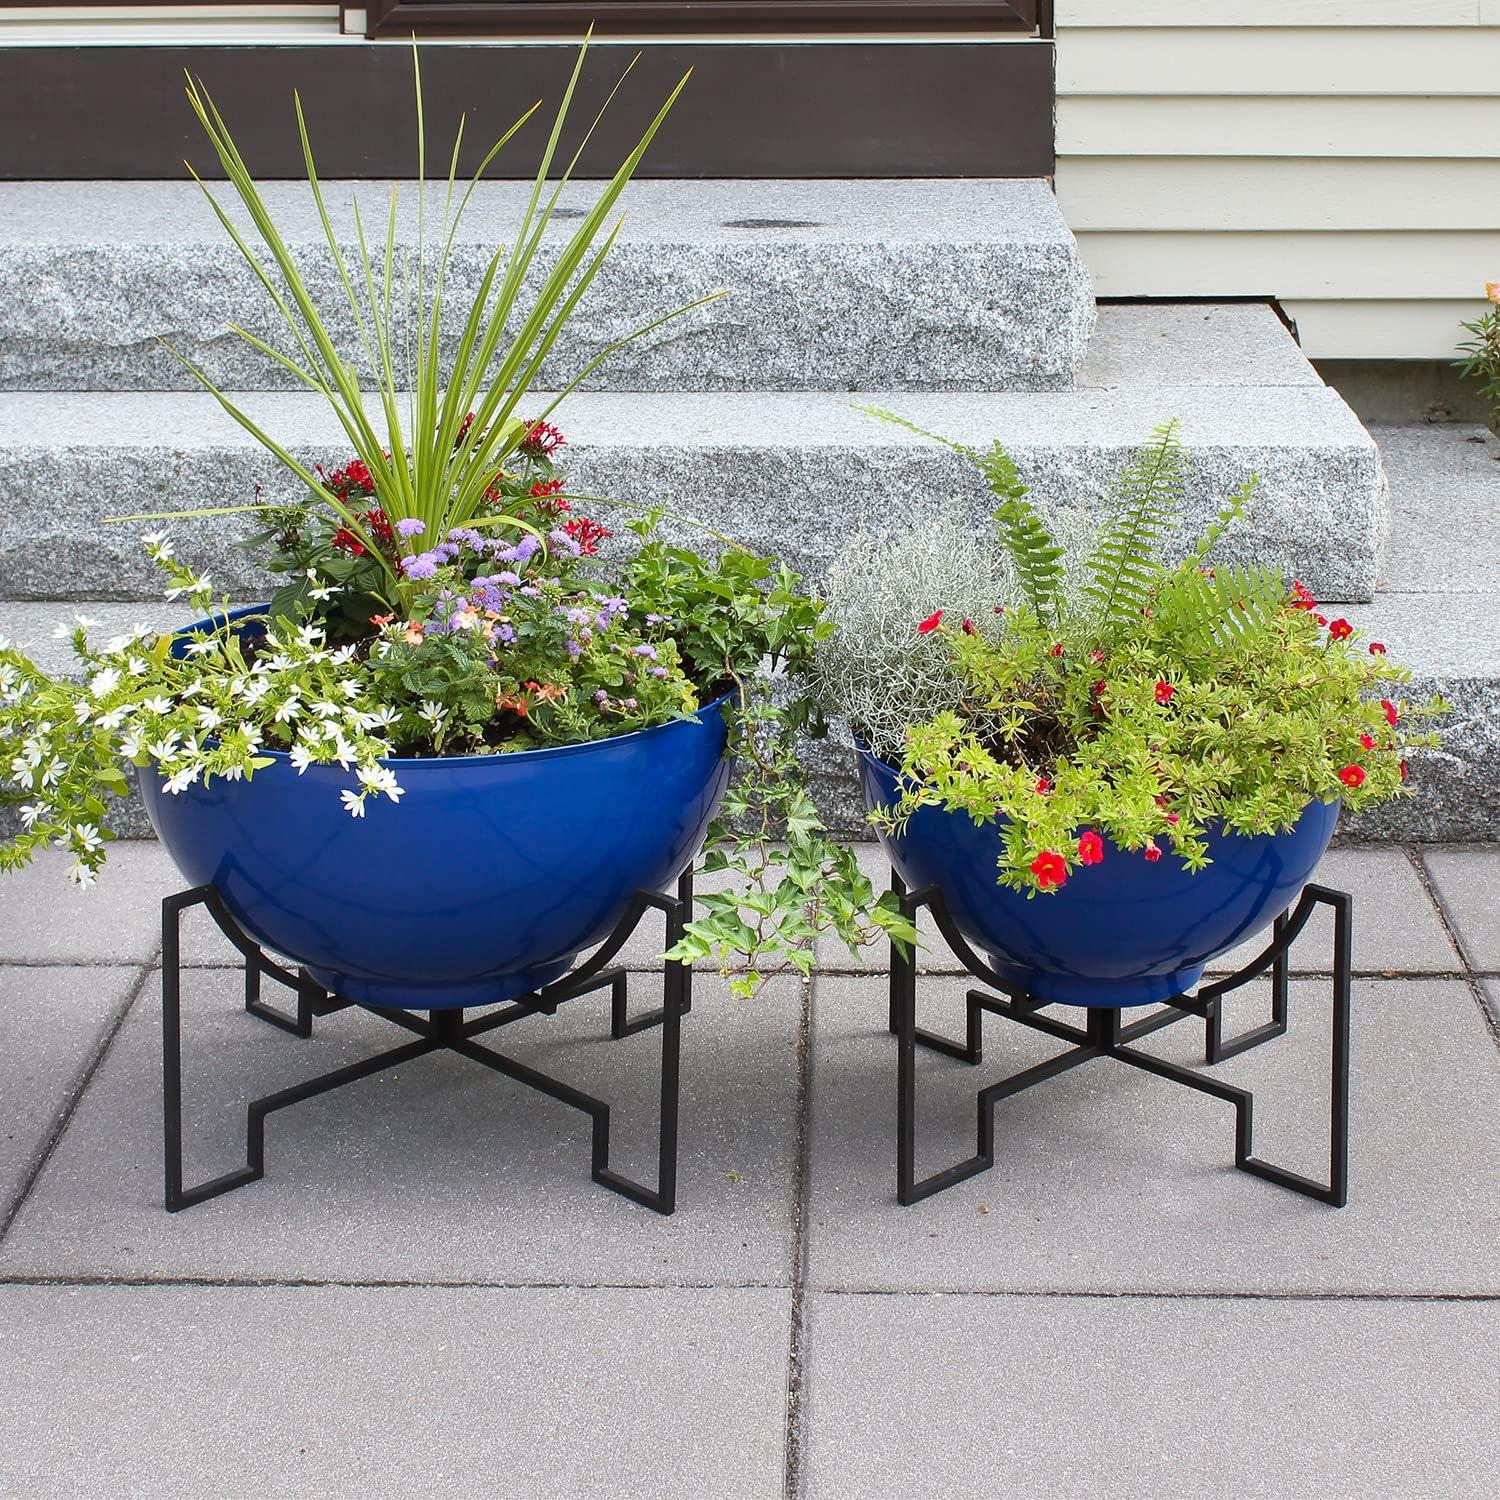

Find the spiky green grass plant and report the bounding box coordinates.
[118,36,718,607]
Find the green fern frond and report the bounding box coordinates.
[1157,563,1287,655]
[1081,419,1186,631]
[1185,472,1260,569]
[854,405,1064,625]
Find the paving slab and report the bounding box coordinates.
[0,969,803,1285]
[801,1291,1500,1500]
[816,844,1460,976]
[805,976,1500,1296]
[0,1282,788,1500]
[0,845,183,964]
[1421,847,1500,971]
[0,177,1092,394]
[0,965,141,1223]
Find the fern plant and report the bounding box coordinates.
[823,414,1446,892]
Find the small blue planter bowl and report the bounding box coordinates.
[858,748,1338,1008]
[141,608,730,1010]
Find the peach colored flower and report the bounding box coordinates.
[1487,282,1500,304]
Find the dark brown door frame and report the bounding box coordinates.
[362,1,1038,40]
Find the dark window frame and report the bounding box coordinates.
[361,1,1039,40]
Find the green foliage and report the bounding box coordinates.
[1455,287,1500,430]
[837,414,1447,895]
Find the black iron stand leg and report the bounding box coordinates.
[612,867,694,1039]
[1206,911,1291,1064]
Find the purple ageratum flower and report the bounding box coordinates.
[623,698,638,711]
[645,613,667,626]
[566,640,582,660]
[514,535,543,564]
[496,571,521,587]
[495,624,516,645]
[648,666,669,679]
[447,527,483,549]
[595,690,609,704]
[549,528,583,559]
[395,518,426,538]
[631,643,658,659]
[437,542,461,562]
[402,553,440,580]
[520,585,541,599]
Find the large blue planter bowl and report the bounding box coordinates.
[859,749,1338,1008]
[141,609,730,1010]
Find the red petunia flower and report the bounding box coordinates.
[1035,777,1051,795]
[1328,618,1354,640]
[1313,614,1328,627]
[916,610,945,635]
[961,618,976,635]
[1089,650,1104,663]
[1049,643,1064,658]
[1078,831,1104,866]
[1400,759,1409,783]
[1290,580,1318,611]
[1359,733,1376,750]
[1144,841,1162,863]
[1338,764,1367,789]
[1030,850,1068,890]
[1381,699,1400,727]
[1369,642,1387,656]
[1154,680,1175,705]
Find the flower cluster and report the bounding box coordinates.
[828,416,1446,895]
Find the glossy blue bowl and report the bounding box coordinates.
[859,748,1338,1008]
[141,608,730,1010]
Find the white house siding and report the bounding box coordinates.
[1055,2,1500,360]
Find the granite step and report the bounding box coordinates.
[0,178,1094,395]
[0,305,1386,603]
[1,424,1492,845]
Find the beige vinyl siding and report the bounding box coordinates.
[1055,7,1500,361]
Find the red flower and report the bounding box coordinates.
[1369,642,1387,656]
[1328,618,1354,640]
[1049,643,1064,658]
[529,477,566,500]
[1030,851,1068,890]
[1144,841,1162,863]
[961,618,976,636]
[1381,699,1400,727]
[1400,759,1409,783]
[1035,777,1051,795]
[1166,812,1180,826]
[1089,650,1104,663]
[1338,764,1367,789]
[1154,680,1175,705]
[518,419,565,457]
[1077,831,1104,867]
[332,527,365,557]
[916,610,945,635]
[1289,580,1318,611]
[563,516,611,556]
[1359,733,1376,750]
[1313,614,1328,627]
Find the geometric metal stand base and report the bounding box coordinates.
[160,872,694,1217]
[890,878,1352,1209]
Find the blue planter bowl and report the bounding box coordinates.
[141,608,731,1010]
[858,748,1338,1008]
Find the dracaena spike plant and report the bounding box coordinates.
[137,36,720,599]
[0,38,917,997]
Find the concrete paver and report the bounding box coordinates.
[0,968,803,1287]
[0,1283,789,1500]
[0,965,141,1220]
[1422,847,1500,970]
[802,1291,1500,1500]
[805,975,1500,1295]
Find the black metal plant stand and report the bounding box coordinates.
[889,877,1352,1208]
[160,872,696,1216]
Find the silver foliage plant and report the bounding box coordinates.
[815,506,1011,759]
